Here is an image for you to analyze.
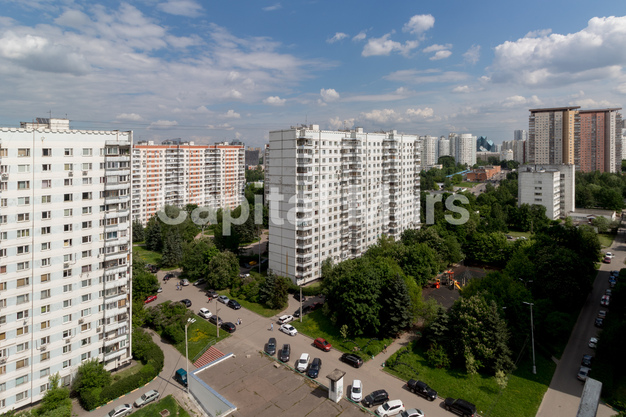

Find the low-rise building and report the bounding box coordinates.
[518,164,575,220]
[466,165,501,182]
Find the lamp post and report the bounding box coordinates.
[185,318,196,394]
[215,302,220,338]
[522,302,536,374]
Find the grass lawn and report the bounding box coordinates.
[598,233,616,248]
[111,363,142,382]
[132,245,178,271]
[458,181,477,188]
[385,342,556,417]
[174,314,230,359]
[132,395,191,417]
[291,310,393,360]
[219,288,282,318]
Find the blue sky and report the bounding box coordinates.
[0,0,625,147]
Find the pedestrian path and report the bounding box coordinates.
[193,345,226,368]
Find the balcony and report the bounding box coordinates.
[296,239,313,249]
[104,333,128,347]
[104,348,127,360]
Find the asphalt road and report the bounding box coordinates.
[536,232,622,417]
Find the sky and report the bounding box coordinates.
[0,0,625,148]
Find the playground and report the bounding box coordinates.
[422,265,490,309]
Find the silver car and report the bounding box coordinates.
[107,403,132,417]
[134,389,160,408]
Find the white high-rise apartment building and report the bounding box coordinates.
[267,126,420,284]
[420,135,438,167]
[438,136,451,158]
[0,118,132,411]
[514,130,528,141]
[453,133,477,166]
[131,141,245,225]
[502,140,526,164]
[518,164,575,220]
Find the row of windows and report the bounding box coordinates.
[5,147,126,157]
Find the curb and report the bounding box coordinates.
[89,375,158,411]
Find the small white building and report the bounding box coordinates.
[518,164,575,220]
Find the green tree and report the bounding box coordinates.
[592,216,611,233]
[131,259,159,301]
[72,359,111,409]
[402,243,439,287]
[207,251,239,289]
[379,275,413,336]
[144,217,162,252]
[161,231,183,267]
[180,238,219,282]
[259,273,290,309]
[33,374,72,417]
[132,220,145,243]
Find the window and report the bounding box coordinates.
[0,199,5,207]
[81,279,91,287]
[40,336,50,346]
[16,278,29,287]
[82,221,92,228]
[0,316,4,325]
[63,314,71,323]
[0,266,4,274]
[0,232,6,240]
[41,211,51,220]
[82,163,92,170]
[63,360,71,369]
[16,262,29,271]
[16,375,28,386]
[42,148,51,157]
[16,359,28,369]
[0,333,4,341]
[17,197,29,205]
[64,178,72,186]
[16,294,29,304]
[41,305,50,314]
[63,284,72,293]
[42,180,51,188]
[41,290,50,299]
[63,269,72,277]
[64,148,73,156]
[82,236,92,244]
[81,352,92,362]
[17,164,30,173]
[16,390,29,402]
[17,245,30,255]
[64,239,72,247]
[17,181,29,190]
[42,164,51,171]
[81,307,91,316]
[41,195,51,203]
[62,345,71,354]
[63,299,72,308]
[0,216,5,225]
[82,192,92,200]
[41,242,50,251]
[17,229,29,238]
[40,368,50,378]
[81,323,91,332]
[82,206,92,214]
[41,352,50,361]
[64,163,73,171]
[63,329,72,338]
[81,250,91,258]
[41,320,49,329]
[82,148,92,156]
[16,342,28,352]
[41,258,50,266]
[0,249,5,257]
[83,177,92,185]
[17,149,30,157]
[64,194,73,202]
[81,337,91,346]
[17,213,30,222]
[41,226,50,235]
[81,294,91,303]
[16,326,28,336]
[64,224,73,232]
[63,254,73,262]
[0,148,6,157]
[41,273,50,282]
[81,265,92,273]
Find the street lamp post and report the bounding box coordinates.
[215,303,220,338]
[185,318,196,394]
[523,301,536,374]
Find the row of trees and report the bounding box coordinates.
[576,171,625,211]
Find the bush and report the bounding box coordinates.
[425,342,450,369]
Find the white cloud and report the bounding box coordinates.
[327,32,348,43]
[222,109,241,118]
[570,98,616,108]
[361,108,399,124]
[362,33,419,57]
[501,95,542,108]
[430,50,452,60]
[116,113,143,121]
[525,28,552,38]
[352,31,367,42]
[463,44,481,65]
[157,0,203,17]
[328,117,355,130]
[617,83,626,94]
[320,88,340,102]
[149,120,179,128]
[360,107,435,124]
[452,85,471,93]
[263,96,286,106]
[263,3,282,11]
[422,44,452,53]
[224,90,243,99]
[402,14,435,35]
[491,16,626,86]
[385,69,469,84]
[406,107,434,118]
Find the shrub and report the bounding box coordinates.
[425,342,450,369]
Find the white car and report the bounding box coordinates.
[376,399,405,417]
[280,323,298,336]
[107,404,132,417]
[278,314,294,324]
[589,337,599,349]
[350,379,362,402]
[606,252,614,258]
[198,308,212,319]
[577,366,591,382]
[296,353,310,372]
[401,409,425,417]
[180,279,190,286]
[134,389,160,408]
[217,295,229,304]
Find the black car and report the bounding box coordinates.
[279,344,291,362]
[193,279,206,287]
[163,273,174,281]
[294,305,313,318]
[208,315,223,326]
[294,293,307,302]
[582,354,593,367]
[407,379,437,401]
[221,322,236,333]
[444,398,476,417]
[227,299,241,310]
[340,353,363,368]
[265,337,277,356]
[180,299,192,307]
[362,389,389,408]
[307,358,322,379]
[595,317,604,328]
[206,289,218,299]
[146,264,159,273]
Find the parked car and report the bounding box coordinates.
[582,354,593,367]
[407,379,437,401]
[350,379,363,402]
[362,389,389,408]
[278,314,294,324]
[198,308,212,319]
[376,399,405,417]
[107,404,133,417]
[313,337,332,352]
[206,289,218,298]
[208,315,223,326]
[296,353,310,372]
[400,409,425,417]
[174,368,187,386]
[609,277,617,288]
[578,366,591,382]
[605,289,613,296]
[601,295,610,306]
[193,279,205,287]
[340,353,364,368]
[603,256,611,264]
[146,264,158,273]
[293,305,312,318]
[163,273,174,281]
[279,344,290,362]
[443,398,477,417]
[598,310,607,319]
[589,337,599,349]
[307,357,322,379]
[610,270,619,277]
[294,293,307,302]
[265,337,277,356]
[180,299,192,307]
[134,389,160,408]
[227,299,241,310]
[595,317,604,328]
[606,252,615,258]
[221,322,236,333]
[144,295,157,304]
[280,323,298,336]
[157,287,163,293]
[217,295,229,304]
[180,279,190,286]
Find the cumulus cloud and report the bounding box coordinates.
[223,89,243,99]
[320,88,340,102]
[327,32,348,43]
[406,107,434,118]
[353,31,367,42]
[222,109,241,118]
[362,34,419,57]
[501,95,542,108]
[402,14,435,35]
[571,98,616,108]
[157,0,203,17]
[360,107,435,124]
[452,85,471,93]
[263,3,282,11]
[430,50,452,60]
[491,16,626,86]
[149,120,179,128]
[525,28,552,38]
[463,44,481,65]
[263,96,286,106]
[116,113,143,121]
[422,44,452,53]
[328,117,355,130]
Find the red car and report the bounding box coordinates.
[603,256,611,264]
[144,295,158,304]
[313,337,332,352]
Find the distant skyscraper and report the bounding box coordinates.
[420,135,438,167]
[502,140,526,164]
[453,134,477,166]
[528,106,579,165]
[514,130,528,141]
[438,136,450,159]
[476,136,494,152]
[576,108,622,173]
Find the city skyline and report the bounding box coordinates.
[0,1,625,147]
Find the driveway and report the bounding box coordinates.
[536,233,621,417]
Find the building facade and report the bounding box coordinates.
[518,164,575,220]
[528,106,579,165]
[453,133,477,166]
[267,126,420,284]
[438,136,450,158]
[514,129,528,141]
[131,141,245,225]
[0,118,132,410]
[576,108,622,173]
[466,165,501,182]
[420,135,438,168]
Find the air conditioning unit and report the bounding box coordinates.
[96,327,102,333]
[0,358,6,364]
[65,339,71,344]
[40,345,47,351]
[0,174,7,180]
[83,171,88,176]
[63,263,70,269]
[78,319,84,324]
[68,172,73,177]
